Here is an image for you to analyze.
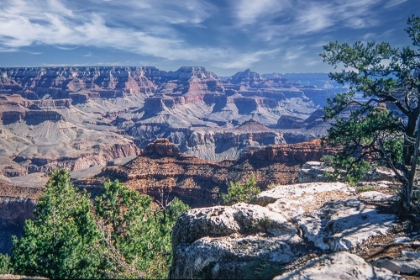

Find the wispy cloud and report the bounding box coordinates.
[0,0,415,74]
[0,47,18,52]
[235,0,291,26]
[284,46,306,61]
[233,0,386,41]
[214,49,279,69]
[0,0,221,62]
[385,0,407,8]
[55,45,80,50]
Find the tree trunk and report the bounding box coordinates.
[404,114,418,166]
[406,116,420,210]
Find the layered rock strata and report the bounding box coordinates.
[0,66,342,175]
[74,138,334,207]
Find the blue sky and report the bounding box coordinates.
[0,0,418,75]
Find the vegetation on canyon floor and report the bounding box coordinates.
[1,170,189,279]
[321,15,420,213]
[220,174,261,205]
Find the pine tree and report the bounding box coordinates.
[321,15,420,211]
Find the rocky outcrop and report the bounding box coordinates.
[298,160,398,184]
[242,139,334,165]
[276,115,305,129]
[143,138,181,156]
[170,181,402,279]
[275,252,403,280]
[7,142,140,177]
[298,161,331,182]
[373,253,420,275]
[74,139,332,207]
[128,120,287,161]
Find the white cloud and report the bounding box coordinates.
[214,49,279,69]
[284,46,306,61]
[0,47,18,52]
[0,0,223,62]
[235,0,291,25]
[295,3,334,33]
[0,0,414,75]
[55,45,80,50]
[385,0,407,8]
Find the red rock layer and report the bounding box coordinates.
[75,138,334,207]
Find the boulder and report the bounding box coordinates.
[170,182,398,279]
[294,198,397,251]
[274,251,403,280]
[373,255,420,275]
[297,161,333,183]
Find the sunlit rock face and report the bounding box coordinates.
[73,138,334,208]
[170,181,400,279]
[0,66,342,182]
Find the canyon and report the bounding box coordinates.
[1,67,415,279]
[0,66,344,181]
[0,66,344,255]
[74,138,335,207]
[0,138,335,254]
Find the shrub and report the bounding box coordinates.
[221,174,261,205]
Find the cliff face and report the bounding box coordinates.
[0,92,141,178]
[0,66,339,179]
[0,182,41,254]
[0,66,224,99]
[74,138,333,207]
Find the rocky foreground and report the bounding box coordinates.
[170,179,419,279]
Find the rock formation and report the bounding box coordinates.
[169,180,408,279]
[74,138,333,207]
[275,252,403,280]
[0,66,344,178]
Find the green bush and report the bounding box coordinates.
[10,169,189,279]
[221,174,261,205]
[0,254,13,274]
[357,185,375,192]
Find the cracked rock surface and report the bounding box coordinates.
[170,182,401,279]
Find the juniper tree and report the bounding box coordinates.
[10,170,189,279]
[11,169,103,279]
[321,15,420,212]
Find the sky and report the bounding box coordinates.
[0,0,418,76]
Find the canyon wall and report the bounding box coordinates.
[0,66,340,180]
[74,138,334,207]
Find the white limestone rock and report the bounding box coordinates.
[170,182,399,279]
[373,256,420,275]
[274,251,403,280]
[294,199,397,251]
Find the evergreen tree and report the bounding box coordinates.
[95,180,189,279]
[10,171,190,279]
[11,169,103,279]
[221,174,261,205]
[321,15,420,211]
